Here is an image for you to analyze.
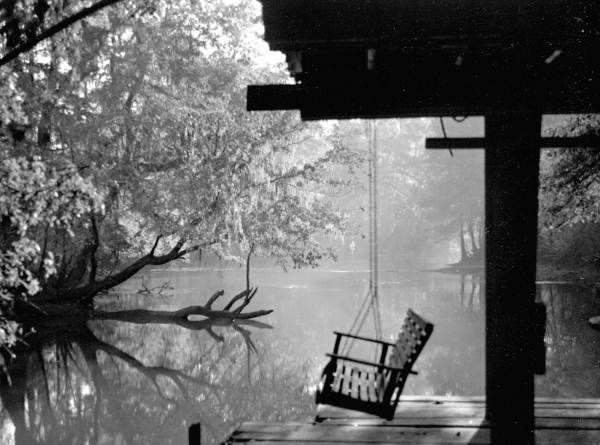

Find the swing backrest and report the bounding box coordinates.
[388,309,434,378]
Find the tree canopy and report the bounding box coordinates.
[0,0,359,348]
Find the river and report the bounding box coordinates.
[0,265,598,444]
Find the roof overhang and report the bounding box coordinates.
[247,0,600,119]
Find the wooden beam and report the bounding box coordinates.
[426,136,600,150]
[259,0,595,51]
[247,84,303,111]
[247,80,600,119]
[484,113,541,444]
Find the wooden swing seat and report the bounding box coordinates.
[315,309,434,420]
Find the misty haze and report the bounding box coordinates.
[0,1,599,445]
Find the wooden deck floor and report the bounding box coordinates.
[225,396,600,444]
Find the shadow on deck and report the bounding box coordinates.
[225,396,600,444]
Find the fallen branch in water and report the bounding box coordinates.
[89,287,273,342]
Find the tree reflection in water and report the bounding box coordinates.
[418,272,485,396]
[536,284,600,398]
[397,275,599,399]
[0,277,598,444]
[0,302,314,444]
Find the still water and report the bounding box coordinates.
[1,266,599,444]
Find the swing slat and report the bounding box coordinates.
[367,372,379,402]
[325,354,417,374]
[349,367,360,399]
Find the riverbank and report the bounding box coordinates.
[536,264,600,287]
[536,265,600,330]
[424,263,600,287]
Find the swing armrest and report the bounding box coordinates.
[333,331,396,347]
[325,353,418,375]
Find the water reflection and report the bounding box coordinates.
[0,268,598,444]
[459,272,483,313]
[0,319,315,444]
[536,284,600,398]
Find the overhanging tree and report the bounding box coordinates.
[0,0,356,348]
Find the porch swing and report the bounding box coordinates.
[315,122,434,421]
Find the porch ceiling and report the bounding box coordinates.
[248,0,600,119]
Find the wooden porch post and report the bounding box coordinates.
[485,113,541,444]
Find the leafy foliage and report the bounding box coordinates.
[0,157,101,346]
[0,0,358,349]
[541,115,600,228]
[537,115,600,267]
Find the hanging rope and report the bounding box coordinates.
[342,120,382,355]
[369,121,382,341]
[439,117,454,157]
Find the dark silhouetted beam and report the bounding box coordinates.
[247,85,304,111]
[259,0,595,51]
[426,136,600,149]
[485,112,541,445]
[247,78,600,119]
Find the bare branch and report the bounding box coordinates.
[205,289,224,309]
[137,158,185,173]
[223,288,250,311]
[179,243,202,256]
[57,238,186,303]
[246,244,254,292]
[232,323,257,354]
[88,288,273,336]
[0,0,125,67]
[150,235,163,256]
[89,212,99,284]
[235,319,273,330]
[233,287,258,315]
[213,120,221,156]
[206,327,225,343]
[88,333,215,397]
[37,224,50,277]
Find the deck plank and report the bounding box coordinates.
[230,424,600,444]
[225,397,600,444]
[317,417,600,430]
[317,400,600,419]
[392,396,600,405]
[318,407,600,419]
[231,424,490,444]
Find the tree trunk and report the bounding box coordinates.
[468,218,478,257]
[459,215,467,263]
[0,355,36,445]
[246,243,254,292]
[41,237,205,304]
